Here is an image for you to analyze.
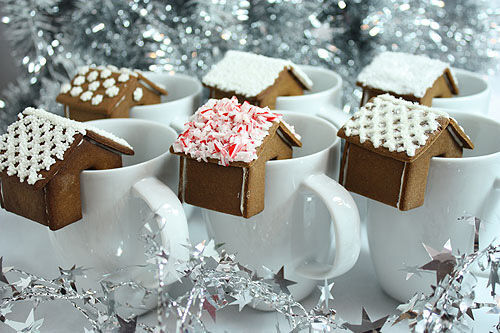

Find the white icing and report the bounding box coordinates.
[87,71,99,82]
[103,78,116,88]
[396,162,407,209]
[86,126,133,150]
[70,86,83,97]
[78,66,90,75]
[342,144,350,186]
[342,94,449,157]
[80,91,93,102]
[100,69,112,78]
[105,86,119,97]
[357,52,454,98]
[107,65,119,72]
[202,50,313,97]
[133,88,143,102]
[118,73,130,82]
[88,81,100,91]
[240,167,248,215]
[60,83,71,94]
[0,108,132,185]
[91,94,103,106]
[73,76,86,86]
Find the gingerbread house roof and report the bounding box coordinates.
[171,97,302,167]
[356,52,458,98]
[202,50,313,98]
[0,107,134,189]
[338,94,473,162]
[56,64,167,115]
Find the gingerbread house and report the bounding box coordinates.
[56,64,168,121]
[338,94,473,211]
[357,52,459,107]
[202,51,313,109]
[170,97,302,218]
[0,108,134,230]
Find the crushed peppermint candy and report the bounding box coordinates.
[0,107,132,185]
[91,94,103,106]
[103,78,116,88]
[70,86,83,97]
[73,75,86,86]
[60,83,71,94]
[133,88,143,102]
[80,91,93,102]
[172,96,297,166]
[105,86,119,97]
[88,81,100,91]
[87,71,99,82]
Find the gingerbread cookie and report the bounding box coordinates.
[202,50,313,109]
[170,96,302,218]
[338,94,473,211]
[0,107,134,230]
[56,64,168,121]
[357,52,458,107]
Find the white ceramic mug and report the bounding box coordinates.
[48,119,189,288]
[367,111,500,302]
[130,72,202,131]
[202,113,361,304]
[433,68,490,114]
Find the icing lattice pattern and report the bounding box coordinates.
[342,94,449,157]
[357,52,455,98]
[202,50,313,98]
[0,108,132,185]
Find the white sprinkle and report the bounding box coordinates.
[133,87,143,102]
[100,69,112,78]
[80,91,93,102]
[73,76,86,86]
[105,86,120,97]
[88,81,100,91]
[103,78,116,88]
[107,65,119,72]
[70,86,83,97]
[78,66,90,75]
[91,94,103,105]
[118,73,130,82]
[87,71,99,82]
[60,83,71,94]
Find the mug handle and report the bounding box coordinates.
[169,119,186,134]
[294,173,361,279]
[316,107,351,130]
[131,177,190,265]
[479,177,500,248]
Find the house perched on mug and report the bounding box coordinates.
[170,97,302,218]
[0,108,134,230]
[202,50,313,109]
[357,52,459,107]
[338,94,473,211]
[56,64,168,122]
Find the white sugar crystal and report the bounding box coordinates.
[133,87,143,102]
[80,91,93,102]
[100,69,112,78]
[103,78,116,88]
[78,66,90,75]
[118,73,130,82]
[357,52,454,98]
[105,86,119,97]
[60,82,71,94]
[91,94,103,105]
[73,75,86,86]
[343,94,449,157]
[88,81,100,91]
[202,50,313,97]
[70,86,83,97]
[87,71,99,82]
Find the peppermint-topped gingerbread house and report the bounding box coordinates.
[357,52,458,107]
[338,94,473,211]
[202,51,313,109]
[170,97,302,218]
[56,64,168,121]
[0,108,134,230]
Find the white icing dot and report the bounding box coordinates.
[118,73,130,82]
[103,78,116,88]
[87,71,99,82]
[91,94,103,105]
[80,91,93,102]
[107,65,119,72]
[88,81,100,91]
[105,86,119,97]
[70,86,83,97]
[100,69,112,78]
[73,76,86,86]
[133,88,143,102]
[60,83,71,94]
[78,66,90,75]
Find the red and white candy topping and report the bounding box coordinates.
[172,97,284,166]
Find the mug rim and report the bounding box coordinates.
[268,111,339,165]
[434,67,489,102]
[276,65,342,102]
[131,72,203,111]
[432,110,500,163]
[81,118,176,175]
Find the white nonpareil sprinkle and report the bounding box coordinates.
[357,52,455,98]
[100,69,112,79]
[202,50,313,97]
[88,81,100,91]
[105,86,119,97]
[80,91,93,102]
[60,83,71,94]
[103,78,116,88]
[91,94,103,106]
[107,65,119,71]
[0,108,132,185]
[342,94,449,157]
[87,71,99,82]
[133,87,143,102]
[118,73,130,82]
[70,86,83,97]
[78,66,90,75]
[73,76,86,86]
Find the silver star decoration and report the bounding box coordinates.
[1,304,13,317]
[343,308,389,333]
[14,277,31,291]
[58,265,88,280]
[157,249,182,282]
[264,266,296,295]
[399,265,425,280]
[458,215,481,252]
[420,239,457,283]
[230,290,252,311]
[203,296,218,322]
[394,294,420,325]
[0,257,10,284]
[488,261,500,296]
[317,279,334,309]
[4,309,44,333]
[117,315,137,333]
